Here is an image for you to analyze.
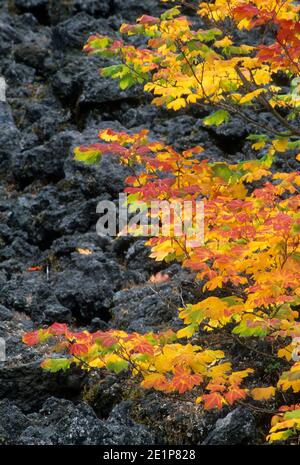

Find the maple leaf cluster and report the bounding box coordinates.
[23,0,300,444]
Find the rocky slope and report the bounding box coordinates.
[0,0,274,444]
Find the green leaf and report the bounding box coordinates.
[41,358,71,372]
[233,321,268,337]
[211,162,233,182]
[203,109,230,127]
[74,146,102,165]
[284,409,300,420]
[119,74,135,90]
[222,296,243,306]
[161,7,181,20]
[106,359,129,374]
[91,36,110,50]
[246,134,268,142]
[197,28,222,42]
[101,65,124,78]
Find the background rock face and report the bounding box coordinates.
[0,0,262,445]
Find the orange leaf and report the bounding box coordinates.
[202,392,226,410]
[27,266,42,272]
[224,386,248,404]
[22,331,40,346]
[251,386,276,401]
[172,367,202,394]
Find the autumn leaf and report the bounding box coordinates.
[201,392,227,410]
[272,139,289,153]
[76,248,93,255]
[149,271,170,284]
[22,331,40,346]
[141,373,168,391]
[251,386,276,401]
[224,386,248,404]
[137,15,160,25]
[203,110,230,127]
[105,354,129,374]
[27,266,42,272]
[172,367,202,394]
[41,358,71,373]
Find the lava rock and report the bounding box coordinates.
[0,305,13,321]
[1,61,36,86]
[14,0,48,9]
[0,101,21,173]
[202,407,258,445]
[103,401,155,445]
[12,130,77,186]
[14,40,51,76]
[71,0,112,18]
[111,281,182,332]
[51,12,112,51]
[0,399,30,444]
[113,0,164,20]
[0,363,86,412]
[0,396,155,445]
[19,397,108,445]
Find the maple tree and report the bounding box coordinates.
[23,0,300,443]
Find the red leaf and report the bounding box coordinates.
[22,331,39,346]
[94,331,119,347]
[138,15,159,25]
[27,266,42,272]
[49,323,68,336]
[70,343,89,356]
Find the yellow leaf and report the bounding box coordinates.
[251,141,266,151]
[89,357,105,368]
[167,98,187,111]
[278,344,293,361]
[251,386,276,401]
[254,68,271,85]
[267,430,293,442]
[76,248,93,255]
[237,18,251,30]
[141,373,167,390]
[272,138,289,153]
[214,37,233,48]
[177,324,197,339]
[239,88,266,105]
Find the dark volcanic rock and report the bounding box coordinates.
[48,1,112,25]
[19,397,108,445]
[2,61,36,86]
[111,274,194,332]
[0,304,13,321]
[0,362,86,413]
[51,12,112,50]
[113,0,164,20]
[202,407,258,445]
[0,396,154,445]
[14,0,48,9]
[70,0,112,18]
[0,101,21,173]
[0,399,30,444]
[12,132,74,186]
[0,0,268,446]
[12,131,76,186]
[103,401,155,445]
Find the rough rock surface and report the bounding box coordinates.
[0,0,268,445]
[0,397,154,445]
[201,407,258,445]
